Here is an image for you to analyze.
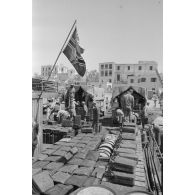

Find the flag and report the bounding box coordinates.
[63,27,86,77]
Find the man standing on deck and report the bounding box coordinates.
[123,88,134,122]
[92,102,99,133]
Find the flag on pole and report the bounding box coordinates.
[63,26,86,77]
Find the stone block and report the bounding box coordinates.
[46,145,61,150]
[73,167,94,176]
[52,172,71,184]
[64,152,73,161]
[70,147,78,155]
[37,154,48,161]
[75,143,86,148]
[59,165,78,174]
[65,175,88,187]
[44,162,64,171]
[68,158,83,166]
[44,184,73,195]
[80,159,96,168]
[52,150,67,157]
[82,177,96,187]
[41,149,57,155]
[59,146,71,152]
[32,171,54,193]
[33,161,50,169]
[44,156,64,162]
[32,168,42,176]
[85,150,99,161]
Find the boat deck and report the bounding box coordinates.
[32,121,149,195]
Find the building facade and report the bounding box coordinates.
[41,64,75,82]
[99,61,162,93]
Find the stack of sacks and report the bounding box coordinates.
[98,134,118,161]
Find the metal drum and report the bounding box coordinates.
[99,147,112,155]
[74,185,116,195]
[125,191,153,195]
[99,143,113,151]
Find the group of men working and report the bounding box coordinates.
[46,84,99,132]
[114,88,135,124]
[115,87,149,129]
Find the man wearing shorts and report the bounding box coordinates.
[123,88,134,122]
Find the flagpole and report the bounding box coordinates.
[35,20,77,122]
[37,20,77,100]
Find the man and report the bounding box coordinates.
[48,102,60,121]
[116,108,124,127]
[82,101,88,121]
[92,102,99,133]
[140,102,149,129]
[152,93,158,107]
[69,99,78,120]
[57,109,70,123]
[123,88,134,122]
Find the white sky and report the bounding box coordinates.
[32,0,163,74]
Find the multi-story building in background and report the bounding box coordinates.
[41,64,75,82]
[99,61,162,93]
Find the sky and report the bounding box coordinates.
[32,0,163,75]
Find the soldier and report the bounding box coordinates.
[92,102,99,133]
[122,88,134,122]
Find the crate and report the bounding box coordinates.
[61,119,73,127]
[81,127,93,133]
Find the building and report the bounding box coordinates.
[41,64,75,82]
[99,61,162,93]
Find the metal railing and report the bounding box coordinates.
[143,125,163,195]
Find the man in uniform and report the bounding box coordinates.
[123,88,134,122]
[92,102,99,133]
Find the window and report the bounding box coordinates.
[117,66,120,70]
[105,64,108,69]
[128,66,130,70]
[101,64,104,69]
[150,66,153,70]
[138,79,140,83]
[138,66,142,70]
[141,78,146,82]
[109,70,112,76]
[101,71,104,76]
[109,64,112,69]
[130,79,134,83]
[152,88,155,91]
[105,70,108,76]
[109,79,112,83]
[117,74,120,81]
[151,78,157,82]
[42,67,44,71]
